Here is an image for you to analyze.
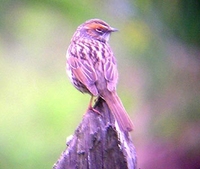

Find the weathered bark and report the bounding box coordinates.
[53,98,137,169]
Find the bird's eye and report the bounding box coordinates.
[95,28,104,34]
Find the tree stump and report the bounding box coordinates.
[53,98,137,169]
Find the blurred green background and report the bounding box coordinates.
[1,0,200,168]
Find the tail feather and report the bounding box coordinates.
[102,91,134,132]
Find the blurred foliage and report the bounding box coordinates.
[134,0,200,46]
[155,0,200,46]
[0,0,200,169]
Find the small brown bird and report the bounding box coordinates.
[66,19,133,132]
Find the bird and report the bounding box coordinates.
[66,19,133,132]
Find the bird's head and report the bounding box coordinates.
[77,19,118,42]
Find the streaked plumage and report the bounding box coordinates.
[66,19,133,132]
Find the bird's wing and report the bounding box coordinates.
[104,56,118,92]
[67,56,98,96]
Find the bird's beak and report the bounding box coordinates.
[109,27,118,32]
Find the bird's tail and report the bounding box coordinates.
[102,91,134,132]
